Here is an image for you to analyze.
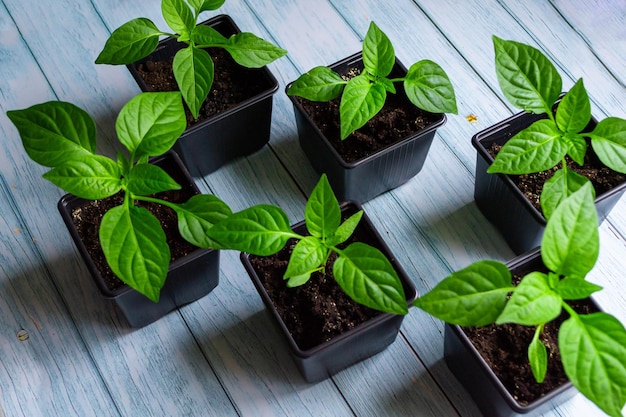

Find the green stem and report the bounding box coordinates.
[562,301,580,321]
[134,194,179,211]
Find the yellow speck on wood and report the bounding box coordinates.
[17,329,29,341]
[13,228,20,234]
[466,114,478,123]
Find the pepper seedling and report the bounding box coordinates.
[7,92,232,302]
[95,0,287,119]
[206,174,408,315]
[414,182,626,417]
[488,36,626,219]
[287,21,457,140]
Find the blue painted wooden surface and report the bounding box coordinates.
[0,0,624,416]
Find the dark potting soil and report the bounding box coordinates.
[136,48,268,127]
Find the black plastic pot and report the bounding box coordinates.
[444,249,599,416]
[287,53,446,203]
[473,109,626,254]
[58,152,220,327]
[127,15,279,177]
[240,202,417,383]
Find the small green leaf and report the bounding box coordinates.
[496,272,562,326]
[116,92,187,158]
[540,168,590,220]
[542,182,599,279]
[187,0,225,14]
[161,0,195,37]
[100,205,170,302]
[205,205,295,255]
[126,163,181,195]
[222,32,287,68]
[556,277,602,300]
[413,260,513,326]
[487,120,565,174]
[43,155,122,200]
[340,74,386,140]
[404,60,458,114]
[305,174,340,239]
[528,325,548,383]
[284,236,326,280]
[362,21,395,78]
[95,18,162,65]
[559,313,626,417]
[590,117,626,174]
[334,242,407,315]
[286,273,312,288]
[556,79,591,134]
[173,46,214,119]
[7,101,96,167]
[173,194,233,248]
[287,66,346,101]
[191,24,228,46]
[117,152,131,176]
[377,78,396,94]
[328,210,364,247]
[564,133,588,166]
[493,36,562,115]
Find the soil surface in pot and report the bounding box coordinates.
[462,271,598,406]
[69,158,199,292]
[137,48,268,127]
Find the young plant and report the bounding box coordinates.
[489,36,626,218]
[95,0,287,119]
[414,182,626,417]
[205,174,408,315]
[286,21,457,140]
[7,92,232,302]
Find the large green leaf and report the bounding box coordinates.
[286,66,346,102]
[556,79,591,134]
[540,168,590,221]
[493,36,562,115]
[116,92,186,158]
[334,242,407,315]
[173,194,233,248]
[404,60,458,114]
[559,313,626,417]
[541,182,599,279]
[413,260,513,326]
[125,163,181,196]
[222,32,287,68]
[496,272,562,326]
[173,46,214,119]
[187,0,225,14]
[161,0,195,37]
[340,74,386,139]
[556,277,602,300]
[99,205,170,302]
[7,101,96,167]
[283,237,326,281]
[590,117,626,174]
[305,174,340,240]
[191,24,228,47]
[95,18,162,65]
[362,21,395,78]
[43,155,121,200]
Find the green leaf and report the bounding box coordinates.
[540,168,590,221]
[283,236,326,280]
[496,272,562,326]
[413,260,512,326]
[378,77,396,94]
[487,119,566,174]
[222,32,287,68]
[328,210,363,247]
[7,101,96,167]
[556,277,602,300]
[126,163,181,195]
[559,313,626,417]
[528,325,548,383]
[362,21,395,78]
[187,0,225,14]
[334,242,407,315]
[99,205,170,302]
[590,117,626,174]
[493,36,562,115]
[191,24,228,46]
[286,273,312,288]
[95,18,162,65]
[286,66,346,101]
[116,92,187,158]
[556,79,591,134]
[173,46,214,119]
[305,174,340,239]
[564,133,588,166]
[43,155,122,200]
[542,182,599,279]
[173,194,233,248]
[340,74,386,140]
[404,60,458,114]
[161,0,195,37]
[205,204,295,255]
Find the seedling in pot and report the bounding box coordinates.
[414,182,626,417]
[7,92,232,302]
[488,36,626,218]
[95,0,287,119]
[287,21,457,140]
[206,174,408,315]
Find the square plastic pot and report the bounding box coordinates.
[58,152,220,327]
[287,52,446,203]
[472,109,626,254]
[127,14,279,177]
[444,249,600,416]
[240,202,418,383]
